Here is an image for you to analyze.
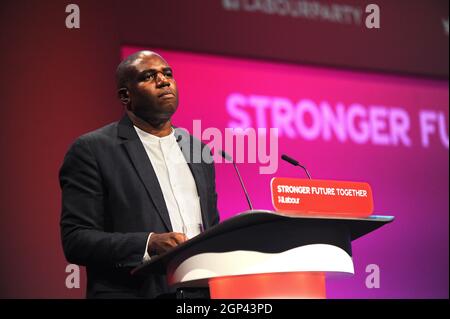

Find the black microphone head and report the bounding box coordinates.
[219,149,233,162]
[281,154,299,166]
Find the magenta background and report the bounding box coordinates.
[124,46,449,298]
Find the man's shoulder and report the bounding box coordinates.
[64,121,120,157]
[173,127,214,165]
[174,127,209,148]
[76,121,119,145]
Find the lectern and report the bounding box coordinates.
[132,210,393,298]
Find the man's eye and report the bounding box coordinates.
[145,73,156,80]
[164,71,173,77]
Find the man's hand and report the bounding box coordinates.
[147,232,187,255]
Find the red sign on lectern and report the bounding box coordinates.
[270,178,374,217]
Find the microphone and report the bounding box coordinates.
[281,154,312,179]
[219,150,254,210]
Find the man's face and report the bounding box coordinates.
[126,54,178,126]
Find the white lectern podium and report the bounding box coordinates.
[132,210,393,298]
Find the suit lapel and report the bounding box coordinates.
[187,162,209,229]
[118,115,173,232]
[174,128,210,229]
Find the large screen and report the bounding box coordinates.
[122,46,448,298]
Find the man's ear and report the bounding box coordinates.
[118,88,131,108]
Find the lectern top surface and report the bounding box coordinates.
[131,210,394,276]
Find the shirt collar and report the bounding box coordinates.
[134,125,176,145]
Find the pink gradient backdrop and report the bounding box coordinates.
[123,47,448,298]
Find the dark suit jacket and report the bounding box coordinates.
[59,114,220,298]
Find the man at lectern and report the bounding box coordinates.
[59,51,220,298]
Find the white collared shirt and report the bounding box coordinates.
[134,126,203,261]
